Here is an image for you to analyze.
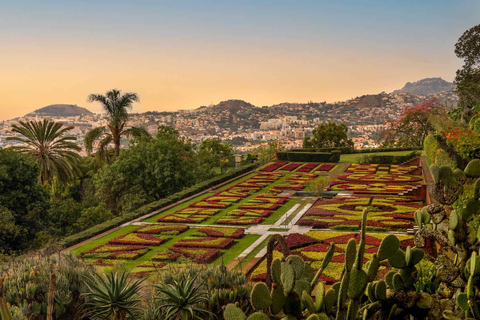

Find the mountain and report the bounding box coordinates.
[392,77,455,95]
[26,104,93,117]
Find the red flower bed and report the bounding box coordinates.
[173,237,235,249]
[137,262,167,269]
[108,233,166,246]
[195,226,245,238]
[133,224,189,234]
[296,163,321,173]
[216,216,263,225]
[151,252,180,262]
[239,203,280,210]
[261,161,288,172]
[169,247,221,263]
[158,214,208,223]
[279,163,303,171]
[285,234,318,249]
[317,163,336,172]
[189,201,229,209]
[227,209,272,217]
[82,244,148,256]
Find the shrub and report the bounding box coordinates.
[424,134,441,166]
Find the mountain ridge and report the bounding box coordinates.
[26,104,93,117]
[392,77,454,95]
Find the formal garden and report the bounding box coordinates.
[69,158,429,287]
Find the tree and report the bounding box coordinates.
[6,119,81,185]
[198,138,234,173]
[85,89,149,159]
[94,127,205,214]
[0,149,49,252]
[454,23,480,117]
[380,98,445,148]
[303,122,353,149]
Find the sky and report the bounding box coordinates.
[0,0,479,120]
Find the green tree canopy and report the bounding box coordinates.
[198,138,234,173]
[454,24,480,120]
[94,127,206,214]
[303,122,353,149]
[0,149,49,252]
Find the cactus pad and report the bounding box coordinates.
[246,312,269,320]
[465,159,480,178]
[377,234,400,261]
[345,238,357,272]
[324,289,336,312]
[281,262,295,294]
[223,304,247,320]
[367,255,380,282]
[271,259,282,284]
[270,285,286,315]
[375,280,387,301]
[347,268,367,300]
[388,249,406,269]
[286,255,304,279]
[315,282,325,312]
[251,283,272,311]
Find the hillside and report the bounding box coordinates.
[392,77,455,95]
[26,104,93,117]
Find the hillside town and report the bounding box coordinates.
[0,89,457,153]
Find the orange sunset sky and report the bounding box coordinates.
[1,1,479,120]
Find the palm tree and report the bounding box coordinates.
[83,270,144,320]
[6,119,81,184]
[85,89,149,159]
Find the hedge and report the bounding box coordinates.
[290,147,422,154]
[357,151,421,165]
[60,164,257,248]
[276,151,340,162]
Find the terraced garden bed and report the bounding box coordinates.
[250,230,415,284]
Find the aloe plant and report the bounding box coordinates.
[83,270,143,320]
[155,275,213,320]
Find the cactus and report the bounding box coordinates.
[251,283,271,311]
[465,159,480,178]
[246,312,269,320]
[223,304,247,320]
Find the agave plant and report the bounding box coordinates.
[83,270,143,320]
[155,275,212,320]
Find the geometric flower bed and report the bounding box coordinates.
[174,208,220,216]
[158,214,209,223]
[215,216,263,225]
[296,162,321,172]
[108,233,167,246]
[250,231,415,284]
[260,161,288,172]
[192,226,245,238]
[316,163,337,172]
[172,237,235,249]
[345,163,418,175]
[226,209,272,217]
[133,224,189,235]
[279,162,303,172]
[168,247,221,263]
[297,195,422,231]
[328,180,420,195]
[270,173,317,193]
[336,173,422,183]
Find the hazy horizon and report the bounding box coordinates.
[1,0,479,120]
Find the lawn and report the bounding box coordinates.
[339,150,416,163]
